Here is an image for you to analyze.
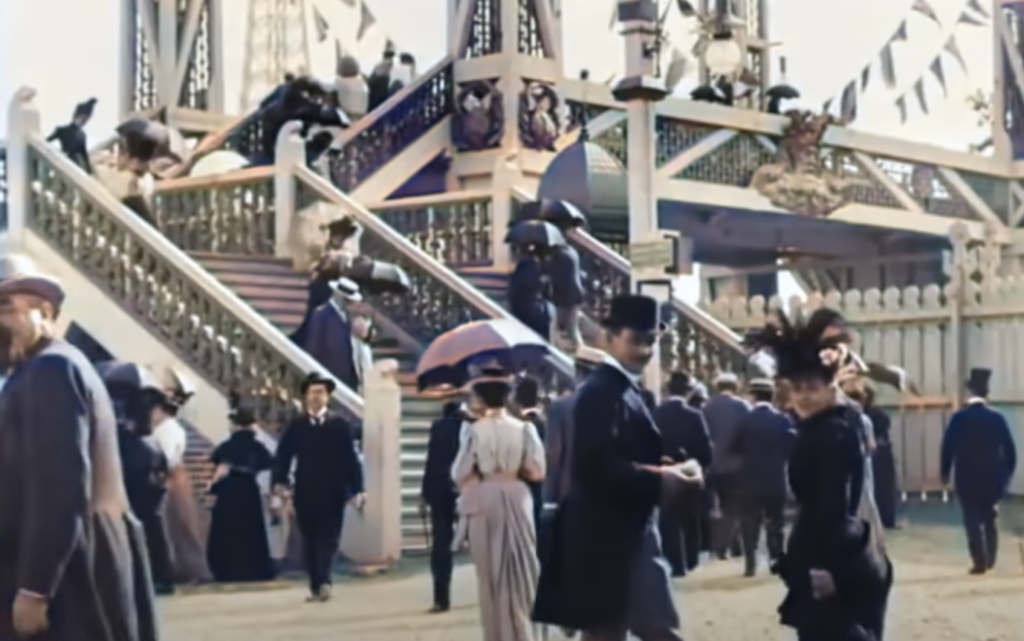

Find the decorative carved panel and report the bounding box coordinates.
[453,79,504,152]
[519,80,562,151]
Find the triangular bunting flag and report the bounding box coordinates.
[313,7,329,42]
[930,57,947,96]
[891,21,908,42]
[357,2,376,41]
[340,0,357,5]
[840,81,858,122]
[959,11,987,26]
[944,35,967,72]
[860,65,871,91]
[967,0,989,18]
[912,0,940,24]
[896,95,908,123]
[914,79,929,115]
[822,98,834,114]
[880,44,897,88]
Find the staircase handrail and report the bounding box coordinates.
[153,166,275,193]
[25,135,365,419]
[338,54,455,146]
[294,165,575,378]
[509,186,745,356]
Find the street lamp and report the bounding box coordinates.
[702,30,745,79]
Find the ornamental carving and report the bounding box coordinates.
[518,80,562,151]
[750,110,861,218]
[453,79,504,152]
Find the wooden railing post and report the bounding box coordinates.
[4,87,41,252]
[340,359,403,571]
[273,121,305,259]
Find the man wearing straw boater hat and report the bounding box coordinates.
[534,294,701,641]
[0,255,158,641]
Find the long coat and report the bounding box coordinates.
[300,302,360,391]
[0,339,158,641]
[507,256,551,339]
[941,402,1018,504]
[533,364,668,631]
[545,245,584,308]
[653,397,713,469]
[541,394,576,505]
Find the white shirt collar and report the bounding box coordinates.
[309,408,328,421]
[753,401,774,409]
[601,353,642,386]
[966,396,986,405]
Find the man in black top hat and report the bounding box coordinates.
[534,294,698,641]
[653,371,713,576]
[419,400,466,613]
[733,378,795,577]
[273,372,365,601]
[46,98,97,174]
[941,368,1017,574]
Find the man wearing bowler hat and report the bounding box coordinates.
[0,255,158,641]
[941,368,1017,574]
[534,294,700,641]
[273,372,365,601]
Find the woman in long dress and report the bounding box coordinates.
[207,405,276,582]
[753,311,892,641]
[451,366,545,641]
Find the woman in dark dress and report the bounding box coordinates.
[754,309,893,641]
[864,388,899,529]
[207,404,276,582]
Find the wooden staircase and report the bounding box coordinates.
[455,267,510,309]
[190,252,441,551]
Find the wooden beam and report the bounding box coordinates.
[937,166,1011,239]
[852,151,923,213]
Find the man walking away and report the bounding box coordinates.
[941,368,1017,574]
[702,372,751,559]
[419,400,465,613]
[653,372,713,576]
[732,378,795,577]
[516,376,547,530]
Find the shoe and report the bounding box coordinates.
[744,567,756,578]
[305,589,321,603]
[428,604,450,614]
[318,584,333,602]
[968,566,986,575]
[154,583,176,596]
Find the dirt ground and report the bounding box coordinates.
[162,502,1024,641]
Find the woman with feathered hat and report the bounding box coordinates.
[752,309,893,641]
[451,362,545,641]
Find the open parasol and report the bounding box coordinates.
[505,220,566,248]
[116,118,188,160]
[518,199,587,229]
[415,319,552,391]
[345,259,411,295]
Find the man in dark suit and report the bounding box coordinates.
[419,400,465,613]
[0,256,157,641]
[516,377,547,529]
[702,372,751,558]
[534,295,698,641]
[732,378,795,577]
[654,372,713,576]
[273,372,365,602]
[941,368,1017,574]
[300,278,365,392]
[545,243,584,352]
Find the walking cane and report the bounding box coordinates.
[420,504,432,550]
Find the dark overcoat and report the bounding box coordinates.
[653,398,713,468]
[507,255,551,339]
[545,245,584,308]
[0,339,158,641]
[533,363,665,630]
[941,402,1017,504]
[300,303,359,391]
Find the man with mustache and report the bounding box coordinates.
[0,255,158,641]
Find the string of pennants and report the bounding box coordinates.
[822,0,990,123]
[311,0,385,45]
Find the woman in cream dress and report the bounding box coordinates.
[452,367,545,641]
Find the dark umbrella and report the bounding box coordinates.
[346,259,411,295]
[766,84,801,114]
[415,319,551,391]
[116,118,187,160]
[519,199,587,228]
[100,361,163,391]
[505,220,566,248]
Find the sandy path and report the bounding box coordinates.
[162,516,1024,641]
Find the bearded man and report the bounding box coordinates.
[0,255,158,641]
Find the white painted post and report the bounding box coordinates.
[273,121,305,259]
[340,359,403,571]
[5,88,42,253]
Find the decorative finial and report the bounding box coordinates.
[579,69,591,142]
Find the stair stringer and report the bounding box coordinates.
[22,230,231,443]
[349,117,453,204]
